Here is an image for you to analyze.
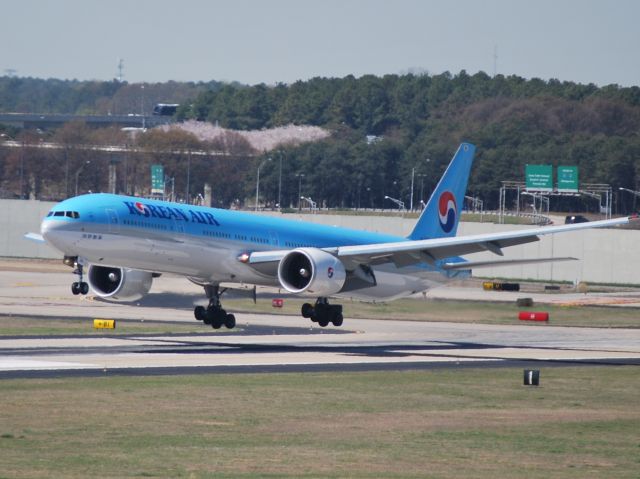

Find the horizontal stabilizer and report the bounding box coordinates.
[443,257,577,270]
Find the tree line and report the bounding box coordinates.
[180,72,640,213]
[1,72,640,213]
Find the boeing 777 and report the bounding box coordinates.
[33,143,631,329]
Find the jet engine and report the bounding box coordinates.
[87,265,153,301]
[277,248,346,296]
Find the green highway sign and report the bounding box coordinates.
[557,165,579,192]
[151,164,164,195]
[525,164,553,191]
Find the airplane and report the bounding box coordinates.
[32,143,631,329]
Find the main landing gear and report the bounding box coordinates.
[65,256,89,295]
[301,297,343,327]
[194,284,236,330]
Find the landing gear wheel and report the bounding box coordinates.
[224,313,236,329]
[71,282,80,295]
[79,282,89,295]
[303,297,344,327]
[194,306,206,321]
[207,308,225,329]
[301,303,314,318]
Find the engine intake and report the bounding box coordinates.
[87,265,153,301]
[277,248,346,296]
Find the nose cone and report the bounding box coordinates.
[40,217,70,252]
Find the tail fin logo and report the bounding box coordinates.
[438,191,457,233]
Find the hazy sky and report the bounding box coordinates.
[2,0,639,86]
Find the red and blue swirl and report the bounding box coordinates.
[438,191,457,233]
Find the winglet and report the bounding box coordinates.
[408,143,476,241]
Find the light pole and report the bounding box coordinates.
[141,84,145,129]
[417,173,427,205]
[186,150,191,203]
[619,187,640,213]
[255,158,271,211]
[75,160,91,196]
[384,195,405,211]
[618,187,640,197]
[278,151,283,210]
[300,196,317,212]
[296,173,305,211]
[410,167,415,211]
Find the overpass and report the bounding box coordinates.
[0,112,175,130]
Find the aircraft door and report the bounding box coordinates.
[106,209,120,233]
[269,231,279,247]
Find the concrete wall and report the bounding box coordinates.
[4,200,638,285]
[0,199,59,259]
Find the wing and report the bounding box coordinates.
[248,216,632,269]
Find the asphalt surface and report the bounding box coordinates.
[1,268,640,379]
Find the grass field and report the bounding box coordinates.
[0,316,206,336]
[1,297,639,336]
[225,297,640,329]
[0,367,639,478]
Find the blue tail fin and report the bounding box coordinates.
[408,143,476,241]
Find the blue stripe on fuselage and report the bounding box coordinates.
[47,193,405,249]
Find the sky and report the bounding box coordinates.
[2,0,639,87]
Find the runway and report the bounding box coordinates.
[1,267,640,378]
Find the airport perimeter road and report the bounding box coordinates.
[1,267,640,377]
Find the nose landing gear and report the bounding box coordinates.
[65,256,89,295]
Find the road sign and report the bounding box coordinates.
[151,164,164,195]
[525,164,553,191]
[557,166,579,192]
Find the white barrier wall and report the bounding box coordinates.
[2,200,638,285]
[0,199,59,259]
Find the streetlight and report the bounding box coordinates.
[417,173,427,205]
[74,160,91,196]
[410,167,415,211]
[296,173,305,211]
[278,151,283,210]
[618,187,640,198]
[300,196,317,212]
[185,150,192,203]
[384,195,405,211]
[619,187,640,213]
[255,158,271,211]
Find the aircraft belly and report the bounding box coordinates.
[337,264,468,302]
[75,235,274,284]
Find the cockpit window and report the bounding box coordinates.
[49,210,80,219]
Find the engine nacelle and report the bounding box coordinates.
[87,265,153,301]
[277,248,346,296]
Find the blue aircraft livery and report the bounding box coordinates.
[124,201,221,226]
[34,142,632,330]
